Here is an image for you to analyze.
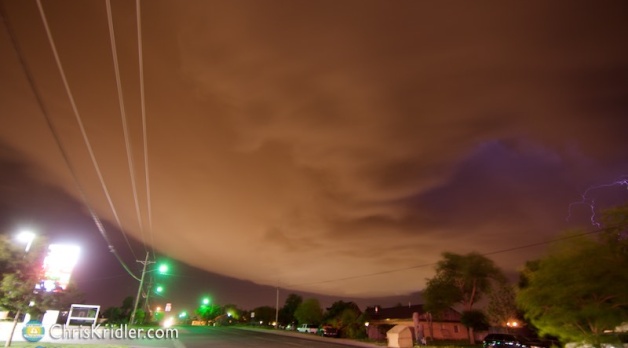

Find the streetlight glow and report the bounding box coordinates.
[16,231,35,252]
[506,320,519,327]
[158,264,169,274]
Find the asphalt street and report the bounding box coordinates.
[23,326,383,348]
[175,326,381,348]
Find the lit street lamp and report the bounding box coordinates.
[16,231,35,252]
[158,264,169,274]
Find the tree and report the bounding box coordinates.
[0,234,54,346]
[294,298,323,325]
[324,301,363,338]
[45,282,85,311]
[423,273,461,316]
[252,306,276,325]
[223,304,242,320]
[101,296,137,324]
[517,229,628,346]
[197,303,222,321]
[460,310,489,333]
[120,295,135,320]
[324,301,360,322]
[423,251,505,344]
[102,306,123,324]
[0,235,20,274]
[598,205,628,254]
[279,293,302,326]
[134,308,146,324]
[486,282,519,327]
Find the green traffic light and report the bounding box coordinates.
[156,285,164,293]
[202,298,210,305]
[179,311,187,318]
[158,264,169,273]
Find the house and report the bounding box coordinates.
[364,304,468,341]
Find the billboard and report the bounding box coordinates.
[35,244,80,292]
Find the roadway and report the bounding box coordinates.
[22,325,382,348]
[175,326,381,348]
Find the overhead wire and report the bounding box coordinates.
[287,224,615,288]
[0,1,140,281]
[11,0,622,292]
[136,0,156,260]
[34,0,143,262]
[73,273,130,284]
[104,0,148,254]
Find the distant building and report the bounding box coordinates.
[364,304,469,341]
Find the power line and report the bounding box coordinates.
[35,0,139,260]
[287,225,612,288]
[73,273,129,283]
[105,0,148,253]
[0,1,140,281]
[136,0,156,260]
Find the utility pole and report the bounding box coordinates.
[275,286,279,329]
[130,252,154,325]
[144,277,153,314]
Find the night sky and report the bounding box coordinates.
[1,0,628,313]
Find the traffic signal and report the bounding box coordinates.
[158,263,169,274]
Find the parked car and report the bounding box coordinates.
[297,324,319,334]
[483,334,549,348]
[319,326,339,338]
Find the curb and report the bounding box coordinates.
[234,327,385,347]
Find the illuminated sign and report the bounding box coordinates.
[35,244,80,292]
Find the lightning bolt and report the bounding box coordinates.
[567,176,628,227]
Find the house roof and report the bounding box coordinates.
[365,304,461,322]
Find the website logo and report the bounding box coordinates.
[22,320,45,342]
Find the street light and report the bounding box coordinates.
[158,264,169,274]
[506,320,519,328]
[16,231,35,252]
[5,231,37,348]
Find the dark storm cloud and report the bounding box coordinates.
[0,144,138,306]
[1,0,628,299]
